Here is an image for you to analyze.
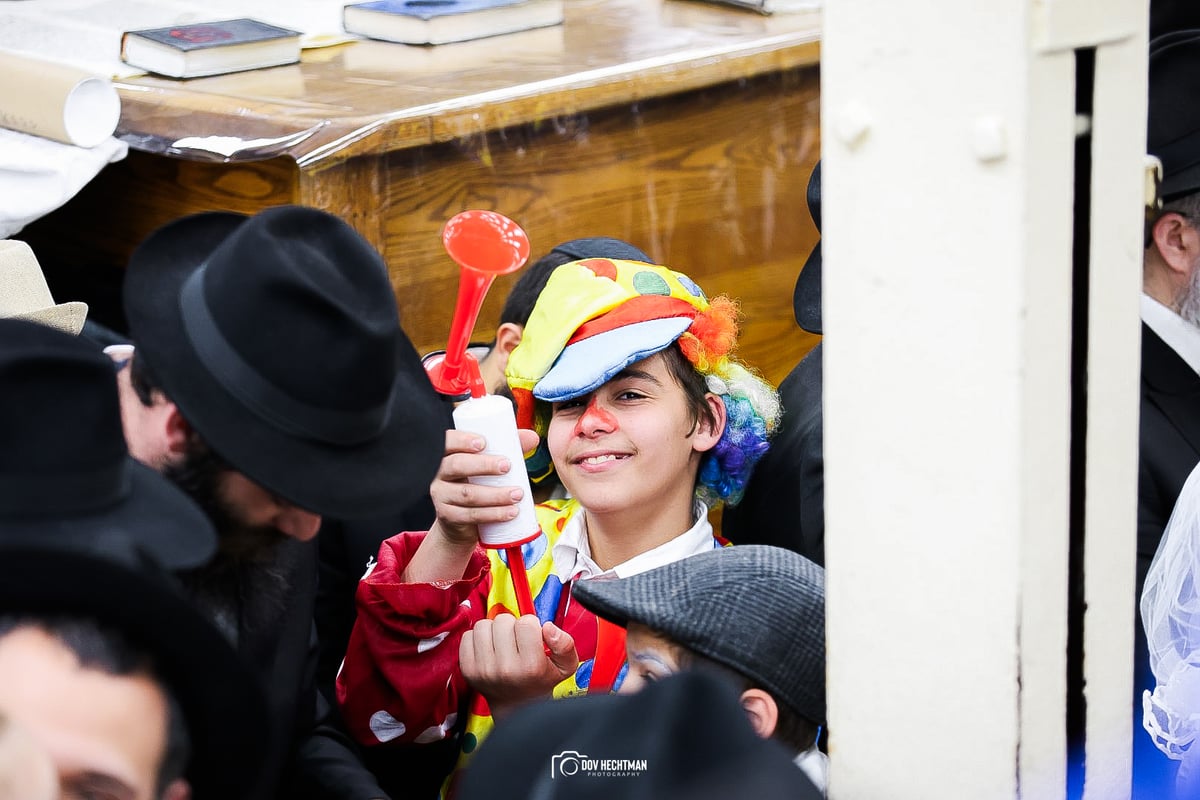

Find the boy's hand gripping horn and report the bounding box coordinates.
[427,210,539,617]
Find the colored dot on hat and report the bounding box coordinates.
[580,258,618,280]
[678,274,705,299]
[462,733,478,753]
[632,270,671,296]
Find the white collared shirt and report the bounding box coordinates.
[551,500,717,583]
[1142,293,1200,375]
[795,746,828,794]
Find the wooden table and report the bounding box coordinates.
[23,0,822,385]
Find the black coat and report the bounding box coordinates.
[1138,324,1200,593]
[721,342,824,565]
[194,538,388,800]
[315,502,465,800]
[1132,324,1200,796]
[313,396,459,800]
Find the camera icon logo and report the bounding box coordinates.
[551,750,588,778]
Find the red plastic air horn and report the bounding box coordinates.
[425,210,531,400]
[427,210,538,617]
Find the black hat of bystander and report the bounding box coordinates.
[0,318,270,799]
[456,669,821,800]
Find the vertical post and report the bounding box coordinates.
[1079,14,1147,799]
[821,2,1145,798]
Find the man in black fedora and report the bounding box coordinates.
[1140,32,1200,607]
[0,317,269,800]
[1134,31,1200,796]
[114,205,448,798]
[722,159,825,565]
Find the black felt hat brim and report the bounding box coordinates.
[457,670,821,800]
[0,544,270,799]
[1162,157,1200,201]
[1149,32,1200,201]
[793,241,822,335]
[124,213,446,519]
[794,160,822,335]
[2,458,215,569]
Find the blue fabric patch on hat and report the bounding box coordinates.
[533,317,692,402]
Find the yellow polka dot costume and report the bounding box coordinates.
[336,257,778,799]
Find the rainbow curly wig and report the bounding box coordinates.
[505,258,780,506]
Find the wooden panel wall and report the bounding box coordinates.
[23,68,820,387]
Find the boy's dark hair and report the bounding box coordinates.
[0,614,191,795]
[672,644,820,753]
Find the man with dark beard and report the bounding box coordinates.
[0,316,270,800]
[113,205,447,800]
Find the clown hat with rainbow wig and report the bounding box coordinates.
[505,258,780,505]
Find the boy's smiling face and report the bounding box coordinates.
[546,351,722,516]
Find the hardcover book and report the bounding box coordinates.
[343,0,565,46]
[120,18,302,79]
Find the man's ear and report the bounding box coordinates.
[692,393,727,453]
[740,688,779,740]
[161,778,192,800]
[119,373,192,469]
[163,403,192,459]
[490,322,525,374]
[1151,212,1200,279]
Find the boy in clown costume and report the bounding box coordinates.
[336,258,780,794]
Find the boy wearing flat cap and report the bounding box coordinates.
[573,544,828,793]
[337,258,780,794]
[0,318,269,800]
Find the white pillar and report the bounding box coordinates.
[821,2,1146,799]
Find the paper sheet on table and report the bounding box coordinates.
[0,127,128,238]
[0,0,355,79]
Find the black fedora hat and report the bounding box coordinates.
[793,160,822,335]
[123,206,446,518]
[0,543,271,800]
[1149,31,1200,201]
[0,318,214,565]
[0,318,270,799]
[456,669,821,800]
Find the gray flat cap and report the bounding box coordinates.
[573,544,825,725]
